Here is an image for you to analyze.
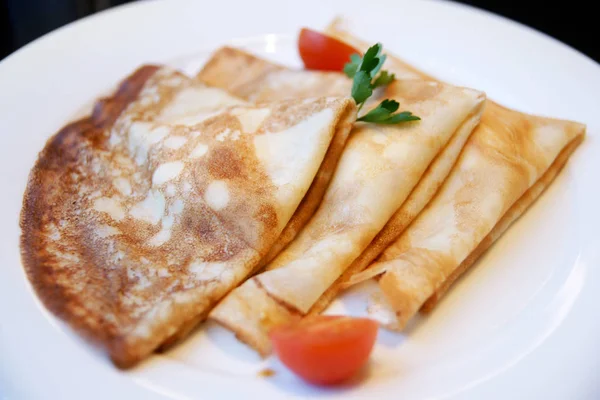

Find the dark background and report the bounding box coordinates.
[1,0,598,62]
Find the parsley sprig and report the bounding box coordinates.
[344,43,420,124]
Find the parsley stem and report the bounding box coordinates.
[357,102,365,114]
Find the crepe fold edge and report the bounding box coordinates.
[325,18,434,81]
[258,95,356,266]
[21,62,358,366]
[325,19,586,330]
[197,46,356,267]
[420,132,585,313]
[156,98,357,352]
[308,99,486,315]
[211,278,299,357]
[207,85,487,355]
[56,94,357,367]
[196,46,287,100]
[19,65,162,367]
[358,128,585,330]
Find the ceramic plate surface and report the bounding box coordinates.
[1,0,599,398]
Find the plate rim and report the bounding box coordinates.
[1,0,599,399]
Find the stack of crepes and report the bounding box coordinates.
[20,65,356,366]
[197,21,585,355]
[20,19,585,368]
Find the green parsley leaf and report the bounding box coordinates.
[359,43,382,73]
[369,54,387,79]
[372,70,396,88]
[382,111,421,124]
[351,70,373,106]
[379,99,400,112]
[344,42,420,125]
[357,100,420,124]
[343,54,361,78]
[343,44,384,79]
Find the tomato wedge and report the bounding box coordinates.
[298,28,361,72]
[270,315,378,385]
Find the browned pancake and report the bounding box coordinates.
[20,65,356,367]
[326,20,585,329]
[198,47,487,355]
[198,47,356,267]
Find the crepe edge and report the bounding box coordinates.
[258,98,357,265]
[156,98,357,353]
[307,95,486,315]
[197,46,286,98]
[420,129,586,313]
[324,18,434,81]
[19,64,162,368]
[324,18,589,328]
[197,45,359,266]
[377,129,585,330]
[209,278,300,357]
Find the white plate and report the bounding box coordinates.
[1,0,599,398]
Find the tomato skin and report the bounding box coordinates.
[270,315,378,385]
[298,28,360,72]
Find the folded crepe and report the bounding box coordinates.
[327,20,586,328]
[153,50,360,350]
[20,65,356,367]
[199,47,486,355]
[199,47,361,265]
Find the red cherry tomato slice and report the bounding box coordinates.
[298,28,361,72]
[270,315,378,385]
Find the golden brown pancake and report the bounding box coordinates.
[326,19,586,329]
[198,47,485,269]
[159,51,359,350]
[198,47,486,355]
[198,47,357,266]
[20,65,356,367]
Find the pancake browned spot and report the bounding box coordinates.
[20,63,356,367]
[207,146,245,180]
